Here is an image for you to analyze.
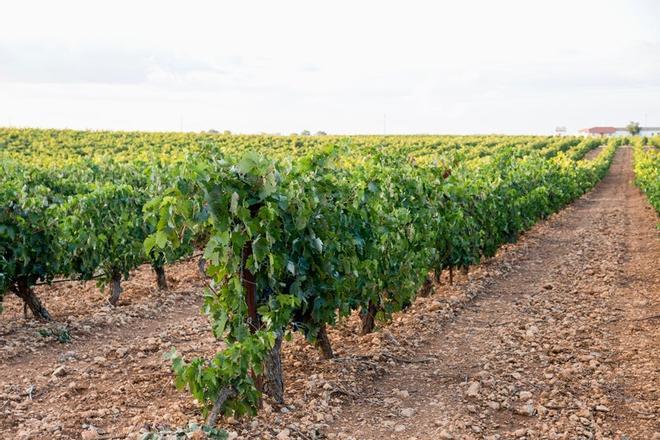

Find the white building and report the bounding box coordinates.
[614,127,660,137]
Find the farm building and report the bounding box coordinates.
[579,127,617,136]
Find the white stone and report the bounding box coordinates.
[466,381,481,397]
[400,408,415,417]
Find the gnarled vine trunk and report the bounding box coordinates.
[15,278,51,321]
[206,387,235,427]
[434,268,442,284]
[109,271,122,306]
[316,324,334,359]
[360,301,378,335]
[419,275,434,297]
[153,265,168,290]
[197,256,206,276]
[240,211,285,403]
[262,331,284,403]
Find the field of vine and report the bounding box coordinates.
[0,128,630,427]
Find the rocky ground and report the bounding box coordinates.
[0,147,658,440]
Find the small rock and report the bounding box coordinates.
[394,424,406,433]
[595,405,610,412]
[519,391,533,400]
[466,381,481,398]
[189,430,206,440]
[516,403,536,417]
[81,429,99,440]
[429,301,443,312]
[400,408,415,418]
[276,428,290,439]
[438,429,453,439]
[52,366,67,377]
[394,389,410,399]
[59,351,78,362]
[543,284,553,290]
[93,356,106,365]
[524,326,538,339]
[487,401,500,410]
[576,408,591,418]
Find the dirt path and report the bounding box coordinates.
[326,147,659,440]
[1,147,657,440]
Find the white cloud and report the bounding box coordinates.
[1,0,659,134]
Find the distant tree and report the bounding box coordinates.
[315,131,327,136]
[207,129,219,134]
[223,130,232,135]
[301,130,311,136]
[627,121,641,135]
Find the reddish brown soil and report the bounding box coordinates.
[1,147,658,440]
[583,146,604,160]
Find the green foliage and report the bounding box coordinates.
[148,139,619,417]
[38,326,71,343]
[0,128,619,420]
[59,184,148,285]
[627,121,641,136]
[0,175,65,293]
[632,137,660,213]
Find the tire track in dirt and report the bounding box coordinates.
[326,147,659,440]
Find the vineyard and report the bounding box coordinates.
[1,129,658,439]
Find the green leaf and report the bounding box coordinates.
[252,237,269,263]
[144,235,156,254]
[155,230,168,249]
[286,260,296,275]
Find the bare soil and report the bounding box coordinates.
[583,146,604,160]
[1,147,658,440]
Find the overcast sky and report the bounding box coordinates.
[1,0,659,134]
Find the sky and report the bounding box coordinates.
[1,0,659,135]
